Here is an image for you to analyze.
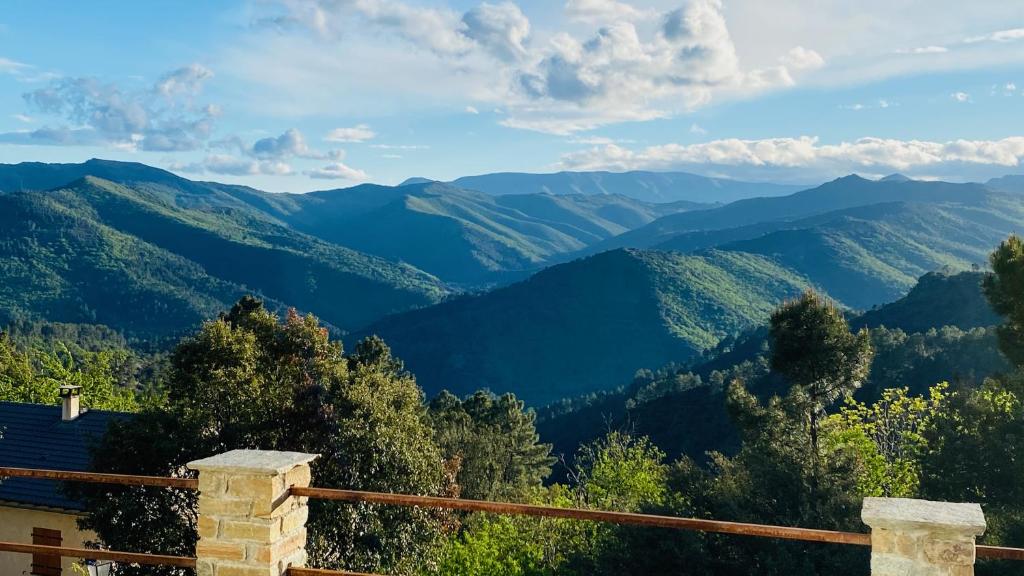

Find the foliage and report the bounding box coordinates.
[823,384,948,497]
[984,234,1024,366]
[0,331,142,411]
[363,247,811,406]
[73,298,451,576]
[769,291,874,452]
[429,432,667,576]
[428,390,554,501]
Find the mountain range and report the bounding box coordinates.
[441,170,806,203]
[2,159,1024,406]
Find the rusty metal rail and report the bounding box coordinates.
[0,466,198,489]
[291,486,871,546]
[0,541,196,567]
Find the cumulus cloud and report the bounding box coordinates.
[257,0,823,135]
[558,136,1024,182]
[462,2,530,62]
[324,124,376,142]
[951,91,971,103]
[465,105,480,114]
[2,64,218,151]
[251,128,323,159]
[305,161,371,181]
[564,0,652,23]
[897,45,949,54]
[780,46,825,71]
[173,127,359,178]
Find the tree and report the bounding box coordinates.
[823,384,948,497]
[74,299,451,575]
[769,291,874,454]
[984,234,1024,366]
[428,390,554,501]
[0,331,139,411]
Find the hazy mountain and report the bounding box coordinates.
[275,182,705,284]
[450,170,805,204]
[585,175,994,252]
[357,248,811,405]
[987,174,1024,193]
[0,176,448,338]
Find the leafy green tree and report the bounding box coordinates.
[984,234,1024,366]
[919,377,1024,576]
[0,332,139,411]
[824,384,948,497]
[429,390,554,501]
[770,291,874,453]
[429,432,667,576]
[74,298,450,576]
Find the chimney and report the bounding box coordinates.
[59,385,82,421]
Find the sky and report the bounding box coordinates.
[1,0,1023,192]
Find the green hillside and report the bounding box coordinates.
[358,248,811,405]
[853,269,1000,332]
[265,182,703,285]
[0,176,448,338]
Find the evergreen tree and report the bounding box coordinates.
[983,234,1024,367]
[769,291,874,453]
[429,390,555,501]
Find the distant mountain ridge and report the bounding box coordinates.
[449,170,806,203]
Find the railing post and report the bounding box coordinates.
[188,449,319,576]
[862,497,987,575]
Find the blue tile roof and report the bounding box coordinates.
[0,401,127,511]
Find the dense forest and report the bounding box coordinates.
[3,236,1024,575]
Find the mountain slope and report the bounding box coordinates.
[0,176,449,337]
[588,175,993,252]
[450,170,804,203]
[852,270,1000,332]
[358,248,811,405]
[262,182,703,285]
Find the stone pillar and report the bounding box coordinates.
[188,449,319,576]
[862,497,987,576]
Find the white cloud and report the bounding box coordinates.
[896,45,949,54]
[558,135,1024,182]
[564,0,652,23]
[251,0,823,135]
[172,154,294,176]
[4,64,218,151]
[965,28,1024,44]
[462,2,531,62]
[370,143,429,150]
[780,46,825,71]
[0,57,28,74]
[465,105,480,114]
[840,99,896,111]
[689,123,708,135]
[251,128,323,159]
[11,113,32,123]
[305,161,370,181]
[951,91,971,102]
[324,124,376,143]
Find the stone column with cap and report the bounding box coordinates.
[188,449,318,576]
[862,497,987,576]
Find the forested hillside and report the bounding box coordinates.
[358,248,811,404]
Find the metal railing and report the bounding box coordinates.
[3,465,1024,576]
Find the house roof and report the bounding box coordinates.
[0,401,127,511]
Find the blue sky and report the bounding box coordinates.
[1,0,1023,192]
